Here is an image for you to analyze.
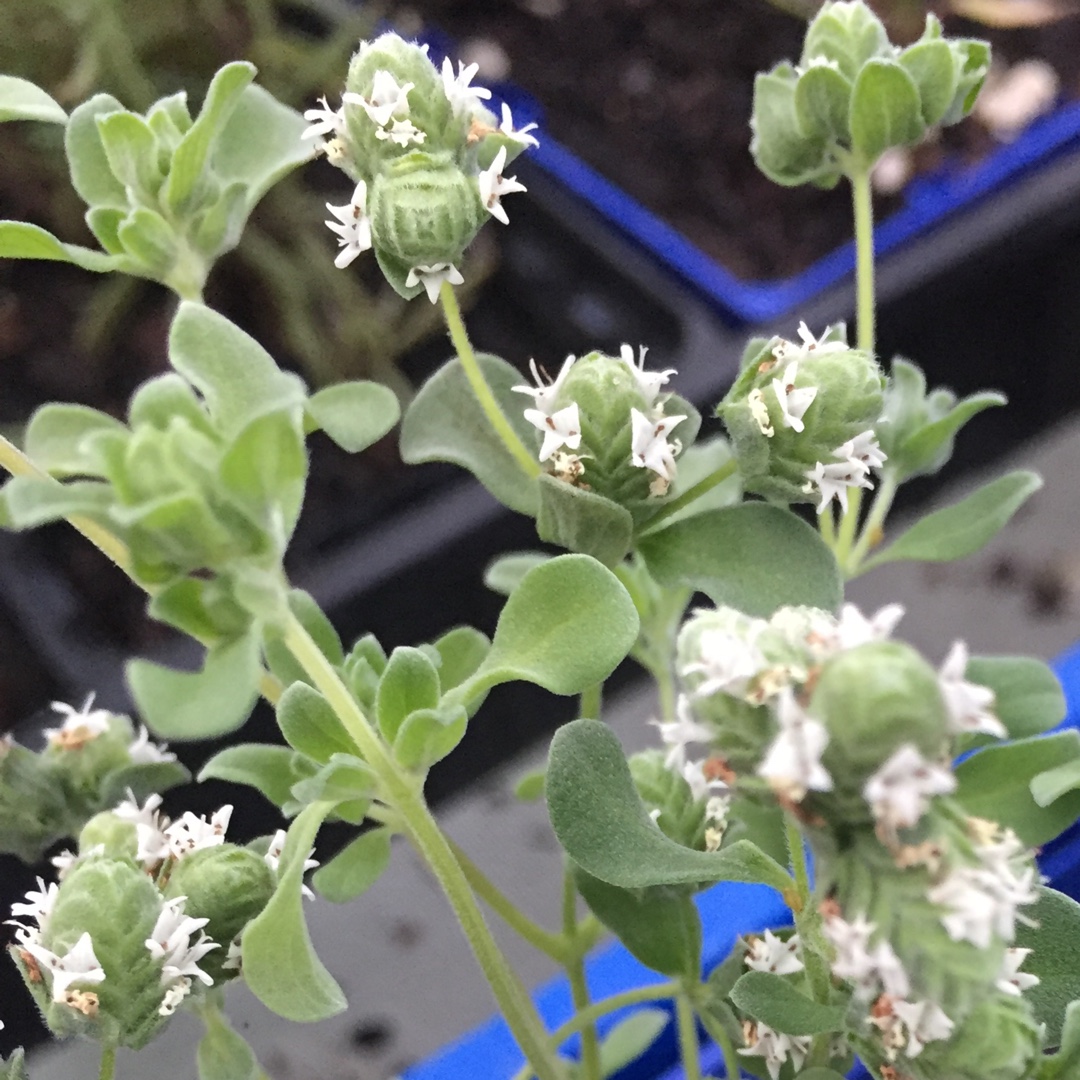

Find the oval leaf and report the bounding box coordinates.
[470,555,639,698]
[536,474,634,567]
[198,744,296,809]
[484,552,552,596]
[242,801,347,1021]
[0,76,67,125]
[598,1009,671,1078]
[730,970,848,1036]
[548,719,792,891]
[864,470,1041,570]
[305,381,400,453]
[400,352,540,516]
[276,682,356,763]
[196,1008,261,1080]
[1014,887,1080,1045]
[965,655,1066,744]
[313,827,393,904]
[0,221,120,272]
[638,503,841,616]
[849,58,925,162]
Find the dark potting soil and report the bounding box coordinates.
[404,0,1080,280]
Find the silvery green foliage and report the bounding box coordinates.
[751,2,990,185]
[0,65,310,298]
[717,323,885,509]
[312,33,537,300]
[0,702,186,863]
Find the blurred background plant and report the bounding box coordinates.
[0,0,495,410]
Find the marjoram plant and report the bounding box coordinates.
[1,6,1079,1079]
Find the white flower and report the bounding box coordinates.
[159,980,190,1017]
[680,759,729,803]
[512,355,576,416]
[477,146,527,225]
[45,693,111,748]
[619,344,676,409]
[24,933,106,1003]
[997,947,1040,996]
[50,849,80,878]
[773,321,849,364]
[127,726,177,765]
[301,96,343,141]
[890,999,954,1057]
[803,457,873,513]
[325,180,373,270]
[653,697,714,771]
[824,914,910,998]
[757,687,833,801]
[836,429,887,472]
[748,388,775,437]
[835,602,905,651]
[863,745,955,831]
[770,362,817,432]
[375,116,426,146]
[344,70,413,128]
[145,896,217,990]
[682,625,766,700]
[630,408,686,482]
[524,402,582,462]
[405,262,465,303]
[164,805,232,859]
[740,1021,811,1080]
[939,641,1006,739]
[499,102,539,147]
[441,57,492,117]
[264,829,320,900]
[745,930,803,975]
[6,877,60,945]
[113,792,171,868]
[222,937,243,972]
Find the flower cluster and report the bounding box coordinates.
[717,322,886,510]
[303,36,538,301]
[513,343,689,498]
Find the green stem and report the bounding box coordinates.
[98,1044,117,1080]
[818,503,836,548]
[282,615,565,1080]
[448,837,571,964]
[784,818,831,1005]
[440,282,540,480]
[851,168,876,356]
[563,870,602,1080]
[511,983,680,1080]
[676,991,703,1080]
[846,471,898,577]
[694,1003,743,1080]
[579,681,603,721]
[637,458,739,536]
[833,485,863,567]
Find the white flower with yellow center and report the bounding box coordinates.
[405,262,465,303]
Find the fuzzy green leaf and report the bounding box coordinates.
[900,38,958,126]
[393,704,468,769]
[197,1008,261,1080]
[2,475,113,528]
[25,403,126,477]
[242,800,347,1021]
[638,503,842,616]
[96,111,161,198]
[305,381,400,453]
[1014,888,1080,1046]
[313,827,393,904]
[198,744,296,809]
[0,221,122,272]
[892,390,1005,480]
[169,302,306,439]
[536,474,634,567]
[400,352,540,516]
[276,682,355,763]
[794,63,852,143]
[1031,759,1080,809]
[598,1010,670,1078]
[127,631,261,739]
[964,655,1065,746]
[849,59,925,163]
[377,646,441,744]
[954,731,1080,846]
[1044,1000,1080,1073]
[866,470,1042,569]
[464,555,639,699]
[484,552,552,596]
[730,971,848,1036]
[65,93,126,207]
[164,62,255,213]
[116,207,177,273]
[0,76,66,124]
[0,1049,28,1080]
[548,719,792,891]
[575,867,702,979]
[751,65,835,188]
[431,626,490,694]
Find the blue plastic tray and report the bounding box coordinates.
[518,95,1080,326]
[402,640,1080,1080]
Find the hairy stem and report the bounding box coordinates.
[511,982,680,1080]
[563,870,601,1080]
[851,168,876,356]
[282,615,565,1080]
[676,990,703,1080]
[98,1044,117,1080]
[846,471,899,576]
[579,681,602,721]
[440,282,540,479]
[694,1002,743,1080]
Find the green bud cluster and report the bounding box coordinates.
[319,33,537,300]
[751,0,990,186]
[0,706,186,864]
[717,327,884,507]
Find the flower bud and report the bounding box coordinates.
[163,844,274,983]
[809,641,949,823]
[78,811,140,862]
[717,327,884,508]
